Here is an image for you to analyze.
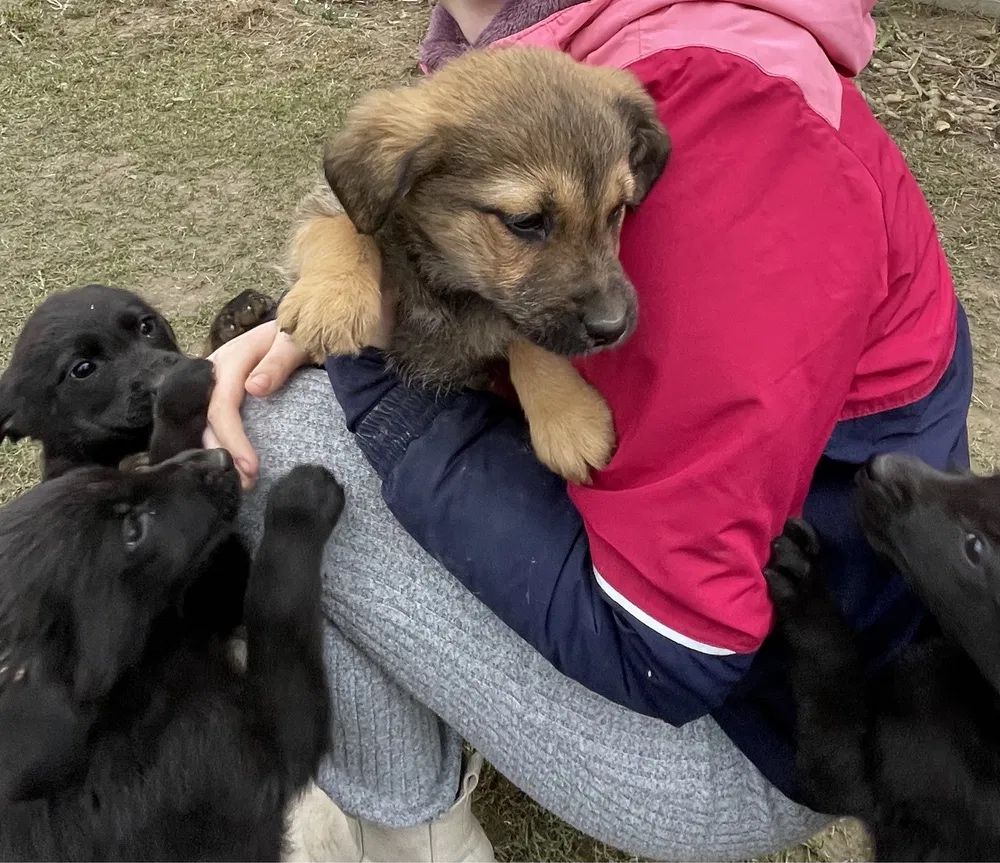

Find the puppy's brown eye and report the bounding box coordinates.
[70,360,97,379]
[122,511,152,552]
[139,316,157,337]
[609,204,626,226]
[502,213,549,242]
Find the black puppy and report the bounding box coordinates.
[0,449,342,860]
[0,284,276,478]
[0,284,274,639]
[0,285,186,477]
[766,454,1000,861]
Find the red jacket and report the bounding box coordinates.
[484,0,958,655]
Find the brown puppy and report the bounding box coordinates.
[279,47,670,482]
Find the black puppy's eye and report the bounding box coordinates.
[964,532,985,566]
[138,316,157,337]
[122,511,152,552]
[501,212,549,242]
[70,360,97,379]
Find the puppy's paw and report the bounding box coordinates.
[764,518,822,605]
[278,271,381,361]
[208,289,278,352]
[528,383,616,485]
[267,465,345,540]
[156,359,215,426]
[118,451,151,472]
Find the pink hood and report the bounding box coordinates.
[723,0,877,75]
[421,0,876,77]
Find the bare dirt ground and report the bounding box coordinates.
[1,0,997,859]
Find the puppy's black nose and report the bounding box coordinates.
[584,310,629,347]
[197,448,234,472]
[866,452,929,483]
[866,454,894,482]
[160,448,234,473]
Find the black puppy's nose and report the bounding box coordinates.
[193,448,234,472]
[158,448,233,473]
[866,453,895,482]
[866,452,931,483]
[584,311,629,347]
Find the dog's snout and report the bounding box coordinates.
[581,290,633,349]
[187,448,234,474]
[866,454,896,483]
[866,453,931,485]
[141,354,182,393]
[201,448,234,472]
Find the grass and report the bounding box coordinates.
[1,0,998,859]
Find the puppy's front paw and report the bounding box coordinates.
[208,289,278,352]
[764,518,822,605]
[267,465,345,540]
[156,359,215,426]
[529,383,615,485]
[278,271,381,361]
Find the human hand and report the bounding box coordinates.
[203,320,311,489]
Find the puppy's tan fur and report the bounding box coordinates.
[279,48,670,483]
[279,188,382,362]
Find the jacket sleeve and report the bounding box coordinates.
[327,353,752,725]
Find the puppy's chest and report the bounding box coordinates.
[389,279,513,389]
[102,646,235,735]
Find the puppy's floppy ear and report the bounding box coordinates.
[323,86,442,235]
[0,677,88,801]
[0,375,26,443]
[616,89,671,204]
[72,587,144,703]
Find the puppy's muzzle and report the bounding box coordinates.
[148,352,185,392]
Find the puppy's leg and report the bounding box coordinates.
[508,339,616,484]
[147,359,215,464]
[765,519,874,817]
[244,465,344,788]
[278,200,382,361]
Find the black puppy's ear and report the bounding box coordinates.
[0,677,88,801]
[616,90,671,205]
[323,86,441,235]
[0,377,26,443]
[73,588,143,704]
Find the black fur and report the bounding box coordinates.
[0,284,254,637]
[0,283,277,478]
[0,285,186,478]
[766,454,1000,861]
[0,283,336,858]
[0,450,341,860]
